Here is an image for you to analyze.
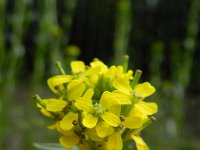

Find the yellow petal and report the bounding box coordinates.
[134,82,156,98]
[124,115,144,129]
[82,113,98,128]
[75,98,93,112]
[109,102,121,116]
[99,91,118,109]
[99,91,121,116]
[60,112,78,131]
[40,108,52,117]
[112,90,132,105]
[131,135,149,150]
[71,61,85,74]
[67,80,85,100]
[87,128,104,141]
[90,60,108,73]
[83,88,94,101]
[96,121,114,138]
[47,75,72,93]
[113,77,132,95]
[44,99,67,112]
[59,132,80,148]
[135,101,158,115]
[101,112,120,127]
[85,66,101,76]
[47,122,57,130]
[104,66,116,77]
[106,132,122,150]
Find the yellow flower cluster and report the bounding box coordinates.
[35,58,158,150]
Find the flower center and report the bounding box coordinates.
[93,103,103,117]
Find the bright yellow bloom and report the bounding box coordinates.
[124,106,148,129]
[35,58,158,150]
[75,91,120,129]
[70,61,102,88]
[113,77,158,115]
[47,75,72,94]
[104,65,133,81]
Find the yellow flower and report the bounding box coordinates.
[75,91,120,129]
[113,77,158,115]
[47,75,72,94]
[35,58,159,150]
[70,61,102,88]
[104,65,133,81]
[124,106,148,129]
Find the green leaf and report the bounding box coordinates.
[33,143,78,150]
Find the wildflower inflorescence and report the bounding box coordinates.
[34,57,158,150]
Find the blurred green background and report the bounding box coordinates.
[0,0,200,149]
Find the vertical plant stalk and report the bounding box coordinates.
[0,0,6,148]
[0,0,25,148]
[60,0,78,72]
[0,0,5,73]
[61,0,78,42]
[113,0,132,64]
[171,0,200,145]
[32,0,56,87]
[47,0,63,74]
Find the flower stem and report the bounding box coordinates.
[55,61,66,75]
[131,69,142,88]
[123,55,129,72]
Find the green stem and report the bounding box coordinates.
[131,69,142,88]
[113,0,132,64]
[33,95,46,109]
[122,55,129,72]
[55,61,66,75]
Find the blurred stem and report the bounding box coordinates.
[122,55,129,72]
[180,0,200,88]
[61,0,78,70]
[0,0,25,148]
[0,0,5,71]
[61,0,78,43]
[32,0,58,86]
[113,0,132,64]
[55,61,66,75]
[149,41,164,89]
[170,0,200,144]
